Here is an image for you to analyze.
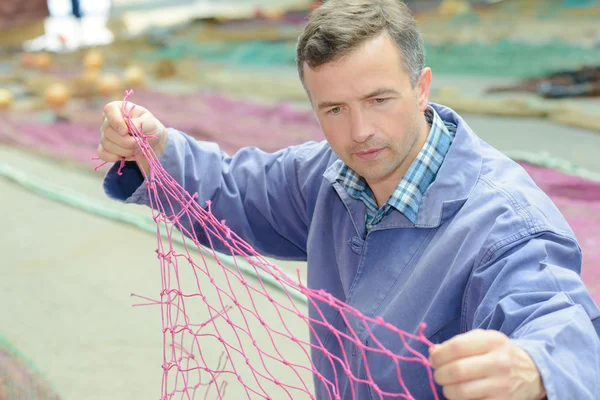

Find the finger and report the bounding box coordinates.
[442,376,510,400]
[429,329,508,368]
[434,351,506,386]
[103,101,131,136]
[102,123,138,150]
[101,136,136,158]
[97,144,121,163]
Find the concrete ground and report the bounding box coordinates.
[0,143,312,399]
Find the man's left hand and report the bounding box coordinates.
[428,329,546,400]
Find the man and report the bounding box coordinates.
[98,0,600,398]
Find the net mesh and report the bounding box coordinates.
[105,91,439,399]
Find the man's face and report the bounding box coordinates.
[303,32,431,190]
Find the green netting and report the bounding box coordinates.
[425,40,600,78]
[139,38,600,78]
[140,38,298,66]
[560,0,598,8]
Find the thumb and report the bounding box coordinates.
[128,115,157,137]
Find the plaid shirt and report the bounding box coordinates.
[336,106,457,231]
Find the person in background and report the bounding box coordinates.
[23,0,113,52]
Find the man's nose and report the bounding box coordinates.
[349,109,374,143]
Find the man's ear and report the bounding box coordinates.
[416,67,432,112]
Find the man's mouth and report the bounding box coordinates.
[354,148,384,161]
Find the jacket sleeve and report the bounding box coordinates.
[102,128,323,261]
[463,231,600,400]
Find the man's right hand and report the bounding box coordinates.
[98,101,168,175]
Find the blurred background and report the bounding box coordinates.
[1,0,599,399]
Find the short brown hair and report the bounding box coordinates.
[296,0,425,88]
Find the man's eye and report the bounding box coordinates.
[374,98,387,104]
[329,107,342,114]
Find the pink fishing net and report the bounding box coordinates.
[104,91,439,399]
